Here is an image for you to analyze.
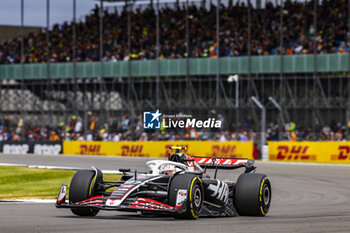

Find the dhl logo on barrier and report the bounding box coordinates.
[274,145,316,161]
[80,144,103,155]
[269,142,350,164]
[331,146,350,160]
[63,141,253,159]
[121,145,147,157]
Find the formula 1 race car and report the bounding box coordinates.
[56,146,271,219]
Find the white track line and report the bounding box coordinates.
[0,199,56,203]
[0,162,122,174]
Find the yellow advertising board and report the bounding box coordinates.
[268,141,350,164]
[63,141,253,159]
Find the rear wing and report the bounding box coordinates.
[192,157,255,173]
[167,146,255,173]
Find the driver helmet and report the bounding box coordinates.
[159,164,178,175]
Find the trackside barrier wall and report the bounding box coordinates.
[268,141,350,164]
[0,141,62,155]
[1,54,349,79]
[63,141,254,159]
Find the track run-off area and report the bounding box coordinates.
[0,153,350,233]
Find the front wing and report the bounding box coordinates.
[56,185,179,213]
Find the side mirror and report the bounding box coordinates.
[119,168,131,173]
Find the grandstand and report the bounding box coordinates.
[0,0,349,143]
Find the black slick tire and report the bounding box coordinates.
[234,173,271,216]
[169,174,203,219]
[69,169,102,216]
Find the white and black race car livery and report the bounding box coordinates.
[56,146,271,219]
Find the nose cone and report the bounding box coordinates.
[106,198,122,206]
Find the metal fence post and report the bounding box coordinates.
[347,0,350,139]
[312,0,317,140]
[73,0,77,119]
[156,0,160,107]
[46,0,50,126]
[268,96,290,140]
[251,96,266,158]
[216,0,220,107]
[20,0,24,137]
[279,0,284,139]
[99,0,104,121]
[186,0,190,106]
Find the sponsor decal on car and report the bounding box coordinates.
[207,180,229,204]
[130,198,175,210]
[175,189,187,209]
[193,157,248,165]
[56,185,67,204]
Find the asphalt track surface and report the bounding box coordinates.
[1,154,350,233]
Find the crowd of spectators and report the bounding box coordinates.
[0,114,348,142]
[0,0,349,64]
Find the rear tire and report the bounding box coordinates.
[69,169,102,216]
[169,174,203,219]
[234,173,271,216]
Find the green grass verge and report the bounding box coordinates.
[0,166,120,199]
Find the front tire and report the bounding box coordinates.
[169,174,203,219]
[234,173,271,216]
[69,169,102,216]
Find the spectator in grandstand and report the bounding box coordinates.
[219,131,229,142]
[1,1,350,64]
[108,117,119,133]
[76,133,85,141]
[0,113,348,142]
[86,131,93,141]
[239,132,248,142]
[3,116,10,132]
[74,118,83,134]
[109,132,121,141]
[134,114,144,137]
[88,114,97,134]
[121,114,130,132]
[65,132,71,141]
[49,131,59,141]
[5,129,15,141]
[139,132,148,141]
